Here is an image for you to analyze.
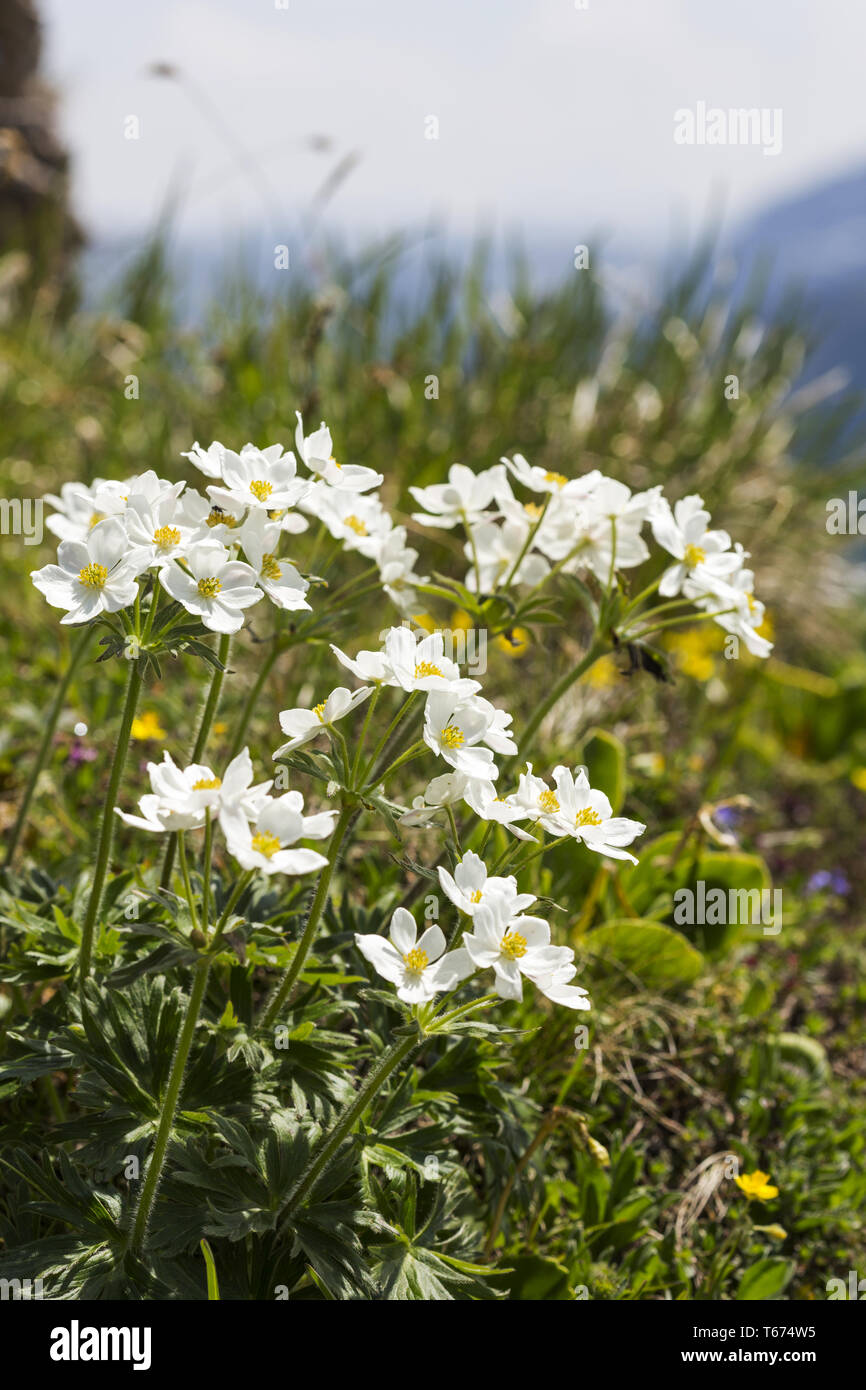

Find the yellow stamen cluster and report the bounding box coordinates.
[683,543,706,568]
[313,701,327,721]
[267,508,286,521]
[329,456,343,470]
[538,789,560,813]
[251,831,281,859]
[500,931,527,959]
[345,514,368,536]
[260,553,281,581]
[79,562,108,589]
[575,807,602,828]
[192,777,222,791]
[441,724,465,749]
[88,511,106,529]
[544,471,567,487]
[403,948,429,973]
[206,508,238,529]
[470,889,483,903]
[524,502,543,519]
[250,479,273,502]
[197,576,222,597]
[414,661,443,678]
[153,525,181,549]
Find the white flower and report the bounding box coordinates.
[650,494,741,597]
[238,511,312,611]
[355,906,474,1004]
[207,443,310,514]
[376,526,428,611]
[546,765,645,862]
[181,441,228,480]
[410,463,510,530]
[273,685,372,753]
[438,851,535,918]
[294,412,382,492]
[225,793,335,876]
[124,484,193,568]
[115,747,272,837]
[330,642,390,684]
[44,479,127,542]
[383,626,480,696]
[468,696,517,754]
[159,540,263,633]
[310,489,393,558]
[501,453,602,500]
[178,488,247,543]
[548,479,660,581]
[461,779,536,840]
[463,898,572,1002]
[533,960,591,1010]
[423,691,500,780]
[684,551,773,657]
[509,762,563,829]
[31,517,140,624]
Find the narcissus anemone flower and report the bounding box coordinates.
[545,765,646,863]
[462,898,573,1003]
[225,793,336,875]
[437,850,534,918]
[207,443,310,514]
[31,517,140,624]
[237,512,311,611]
[410,462,510,530]
[354,906,473,1004]
[160,540,263,633]
[422,692,500,780]
[273,685,372,753]
[650,494,741,598]
[734,1170,779,1202]
[294,412,383,492]
[115,747,271,836]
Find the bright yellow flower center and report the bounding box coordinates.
[260,553,281,581]
[441,724,464,749]
[524,502,543,518]
[575,807,602,828]
[79,562,107,589]
[470,889,483,903]
[250,479,273,502]
[313,701,327,721]
[683,543,706,568]
[206,508,238,529]
[153,525,181,549]
[403,948,429,973]
[192,776,222,790]
[267,508,286,521]
[414,661,443,679]
[251,831,281,859]
[197,576,222,597]
[345,514,368,536]
[88,511,106,529]
[500,931,527,959]
[544,471,567,487]
[538,789,560,813]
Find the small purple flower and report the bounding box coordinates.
[807,869,850,895]
[714,806,741,829]
[67,738,97,767]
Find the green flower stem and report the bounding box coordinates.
[212,869,253,942]
[350,685,380,785]
[177,833,199,934]
[360,691,418,787]
[3,624,92,868]
[257,803,354,1032]
[160,632,232,890]
[515,637,606,766]
[282,1029,421,1217]
[363,739,426,791]
[129,956,210,1253]
[78,656,145,981]
[431,991,499,1031]
[627,607,736,643]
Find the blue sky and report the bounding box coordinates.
[42,0,866,248]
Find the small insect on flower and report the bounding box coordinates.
[734,1170,779,1202]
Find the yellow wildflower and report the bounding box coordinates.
[131,711,167,742]
[734,1170,779,1202]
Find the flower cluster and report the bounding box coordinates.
[411,459,772,656]
[116,746,336,877]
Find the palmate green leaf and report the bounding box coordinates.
[371,1239,499,1300]
[0,1033,77,1084]
[292,1201,387,1300]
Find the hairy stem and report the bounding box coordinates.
[3,624,92,868]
